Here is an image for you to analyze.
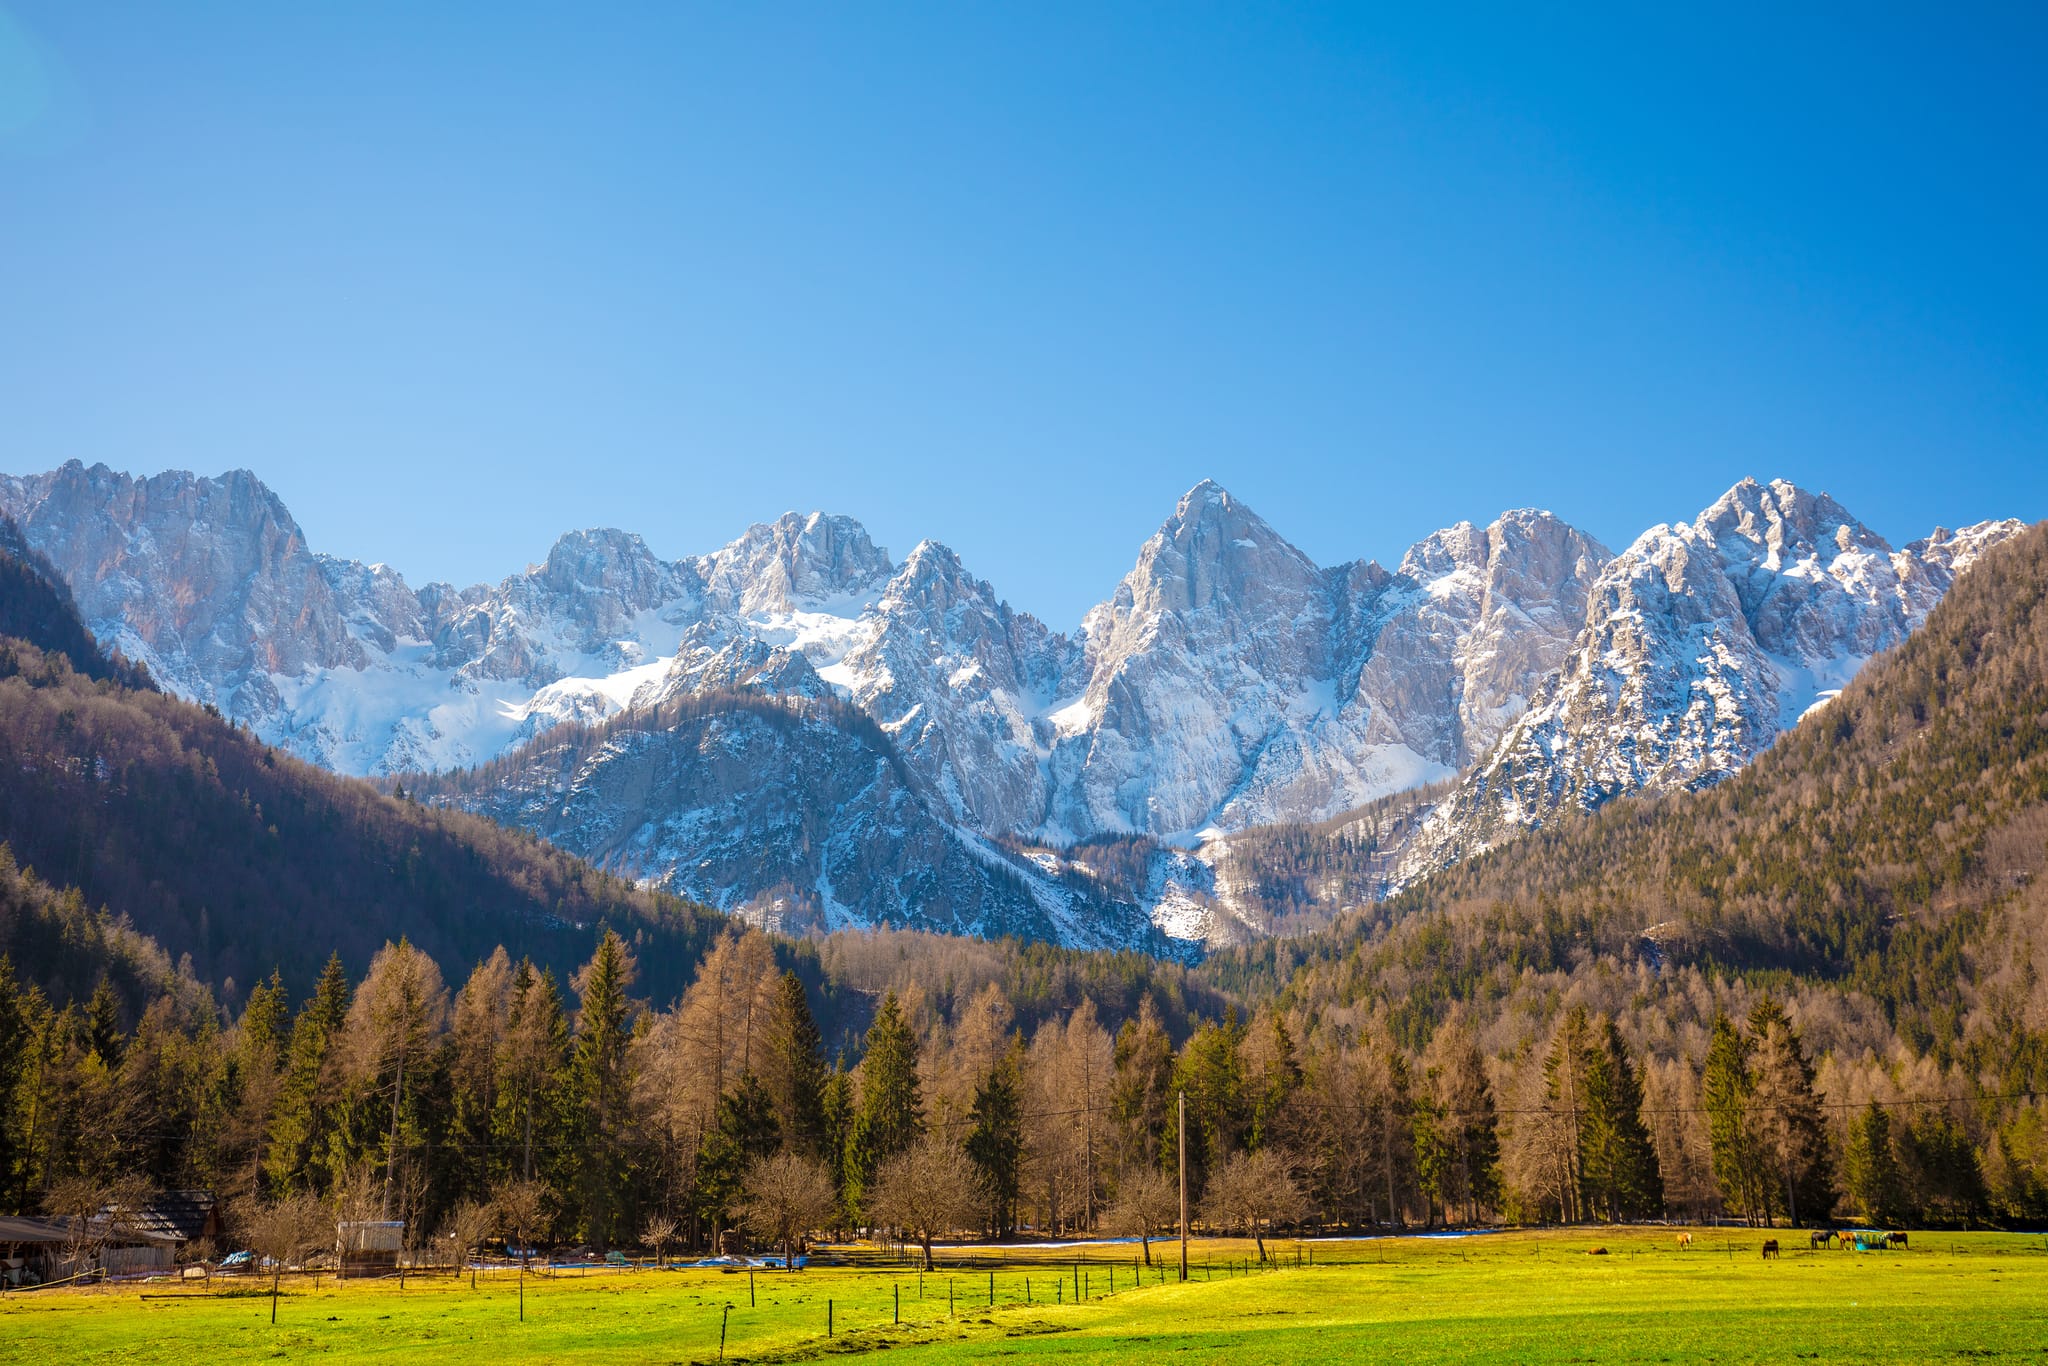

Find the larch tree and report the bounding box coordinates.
[759,970,830,1158]
[339,938,448,1219]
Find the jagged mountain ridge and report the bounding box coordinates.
[0,464,1609,842]
[1394,478,2027,883]
[0,462,2020,947]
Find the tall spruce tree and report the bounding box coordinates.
[1702,1013,1766,1224]
[572,929,637,1246]
[264,952,352,1194]
[1844,1101,1905,1225]
[845,991,923,1216]
[965,1039,1025,1236]
[1579,1015,1662,1220]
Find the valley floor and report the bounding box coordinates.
[3,1229,2045,1364]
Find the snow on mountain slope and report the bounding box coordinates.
[1397,478,2028,881]
[6,460,2008,949]
[1042,482,1609,841]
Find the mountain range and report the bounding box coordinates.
[0,462,2023,947]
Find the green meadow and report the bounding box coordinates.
[4,1229,2045,1364]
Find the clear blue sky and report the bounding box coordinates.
[2,4,2042,627]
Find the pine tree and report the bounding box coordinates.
[844,991,923,1216]
[85,975,125,1067]
[759,971,829,1157]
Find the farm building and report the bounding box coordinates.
[337,1220,404,1276]
[0,1212,177,1285]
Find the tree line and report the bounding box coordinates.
[1,917,2007,1268]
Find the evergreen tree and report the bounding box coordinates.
[759,971,829,1158]
[495,962,571,1185]
[1746,998,1830,1226]
[264,952,351,1193]
[1110,999,1175,1171]
[1702,1013,1765,1224]
[85,975,125,1067]
[1172,1013,1249,1197]
[1844,1101,1905,1225]
[844,991,923,1215]
[0,958,29,1210]
[1541,1006,1596,1222]
[695,1071,781,1242]
[965,1039,1024,1235]
[820,1064,855,1223]
[572,930,637,1246]
[1579,1016,1662,1220]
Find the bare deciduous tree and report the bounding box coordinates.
[866,1136,982,1271]
[736,1152,837,1271]
[492,1179,548,1267]
[440,1199,495,1287]
[1201,1148,1310,1262]
[246,1191,331,1324]
[642,1214,678,1268]
[1104,1164,1179,1266]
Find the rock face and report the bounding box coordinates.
[1397,478,2026,880]
[1042,482,1609,839]
[1,462,2017,947]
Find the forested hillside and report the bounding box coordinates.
[1203,517,2048,1222]
[8,516,2048,1262]
[0,529,735,1005]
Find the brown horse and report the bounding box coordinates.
[1810,1230,1833,1249]
[1838,1230,1856,1249]
[1760,1240,1780,1259]
[1676,1232,1693,1250]
[1887,1232,1909,1249]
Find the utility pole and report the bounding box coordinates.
[1178,1090,1189,1283]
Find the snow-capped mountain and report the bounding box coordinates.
[1042,481,1608,840]
[0,461,2018,947]
[1396,478,2026,881]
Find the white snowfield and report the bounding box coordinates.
[0,465,2022,947]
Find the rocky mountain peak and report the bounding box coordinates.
[699,510,894,616]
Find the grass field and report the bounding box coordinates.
[4,1228,2046,1364]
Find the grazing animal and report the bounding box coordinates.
[1887,1232,1908,1249]
[1839,1231,1856,1249]
[1810,1230,1833,1249]
[1588,1247,1608,1256]
[1760,1240,1780,1259]
[1676,1233,1693,1250]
